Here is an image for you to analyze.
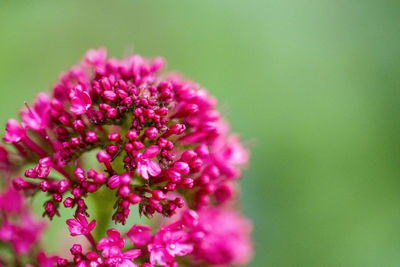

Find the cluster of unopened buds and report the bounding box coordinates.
[0,48,253,266]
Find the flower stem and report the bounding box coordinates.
[84,233,96,248]
[90,187,115,240]
[22,136,47,158]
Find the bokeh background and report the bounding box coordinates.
[1,0,400,266]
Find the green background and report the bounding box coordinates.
[1,0,400,266]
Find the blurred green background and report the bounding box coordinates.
[1,0,400,266]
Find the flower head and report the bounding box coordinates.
[0,48,252,266]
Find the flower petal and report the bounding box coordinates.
[88,220,96,232]
[107,228,120,240]
[66,219,83,236]
[143,145,159,159]
[122,249,141,260]
[147,160,161,177]
[168,243,193,257]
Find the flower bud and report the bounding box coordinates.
[173,162,190,175]
[107,175,120,189]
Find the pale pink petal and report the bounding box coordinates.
[146,160,161,177]
[120,260,138,267]
[108,246,122,257]
[168,243,193,257]
[82,91,93,109]
[122,249,141,260]
[143,145,159,159]
[85,48,107,65]
[149,247,173,266]
[165,230,189,244]
[137,161,149,180]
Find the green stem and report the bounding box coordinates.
[90,187,116,240]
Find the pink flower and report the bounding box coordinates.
[0,219,15,243]
[3,118,25,143]
[136,145,161,180]
[0,187,23,213]
[0,214,45,255]
[103,247,141,267]
[97,229,125,258]
[83,251,104,266]
[20,93,51,131]
[0,48,253,265]
[148,245,173,266]
[162,230,193,257]
[190,207,253,266]
[127,225,153,247]
[25,157,52,178]
[69,85,92,115]
[66,213,96,236]
[37,252,59,267]
[148,228,193,266]
[213,135,249,179]
[84,48,107,66]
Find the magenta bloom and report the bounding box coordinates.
[103,248,141,267]
[148,227,193,266]
[20,92,51,131]
[0,187,23,213]
[0,48,252,266]
[84,47,107,65]
[37,252,59,267]
[96,228,142,267]
[66,213,96,236]
[25,157,52,178]
[213,135,249,179]
[97,229,125,258]
[190,207,253,266]
[127,225,153,247]
[3,118,25,143]
[136,145,161,180]
[69,85,92,115]
[0,214,45,255]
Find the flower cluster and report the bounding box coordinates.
[0,48,253,266]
